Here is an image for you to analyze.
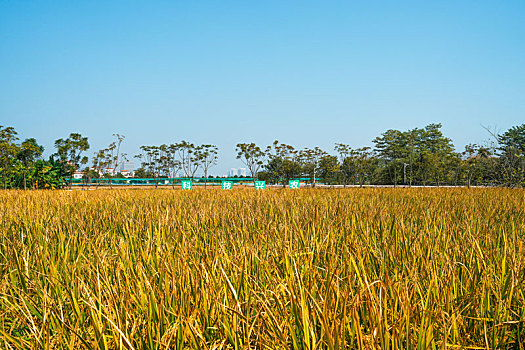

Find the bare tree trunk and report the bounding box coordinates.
[250,167,256,186]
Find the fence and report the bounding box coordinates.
[70,177,254,186]
[70,177,318,187]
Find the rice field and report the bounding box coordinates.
[0,188,524,349]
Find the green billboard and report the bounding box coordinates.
[254,180,266,190]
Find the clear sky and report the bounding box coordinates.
[1,0,524,175]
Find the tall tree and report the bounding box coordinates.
[175,141,199,179]
[461,144,497,187]
[497,124,525,187]
[92,148,109,186]
[165,144,182,183]
[373,129,408,186]
[499,124,525,152]
[318,154,339,184]
[196,144,218,188]
[53,133,90,188]
[236,143,266,182]
[373,124,456,186]
[157,144,178,188]
[17,138,44,164]
[298,147,326,187]
[341,147,376,186]
[135,146,161,188]
[334,143,352,186]
[418,123,456,186]
[112,134,125,173]
[265,141,301,186]
[0,126,19,189]
[16,138,44,189]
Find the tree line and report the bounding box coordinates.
[0,123,524,189]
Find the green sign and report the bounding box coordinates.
[254,180,266,190]
[289,179,300,189]
[181,179,192,190]
[222,181,233,189]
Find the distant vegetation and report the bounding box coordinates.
[1,123,524,188]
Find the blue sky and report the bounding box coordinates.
[1,1,524,175]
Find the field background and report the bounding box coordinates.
[1,188,524,349]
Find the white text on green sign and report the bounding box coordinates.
[289,179,300,189]
[222,181,233,189]
[181,180,192,190]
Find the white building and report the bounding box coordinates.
[120,161,134,172]
[72,171,84,179]
[89,167,134,178]
[104,167,116,176]
[120,170,134,178]
[228,168,247,177]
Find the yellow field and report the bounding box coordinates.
[1,188,524,349]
